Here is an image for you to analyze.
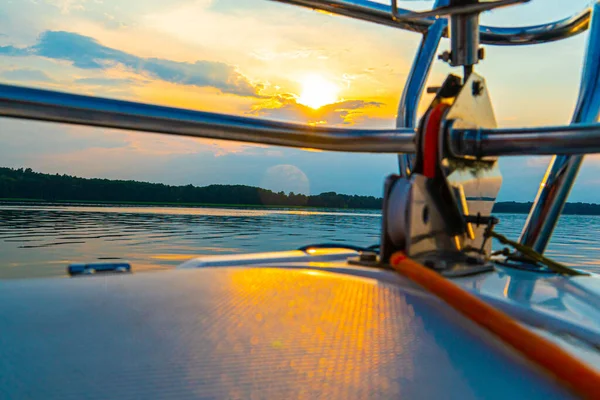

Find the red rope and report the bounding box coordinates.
[422,103,448,178]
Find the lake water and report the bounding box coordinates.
[1,204,599,279]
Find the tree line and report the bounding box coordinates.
[0,167,382,209]
[1,167,599,214]
[492,201,600,215]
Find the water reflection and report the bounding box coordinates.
[0,206,598,279]
[0,205,381,279]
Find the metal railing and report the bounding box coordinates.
[4,82,600,159]
[518,2,600,253]
[272,0,597,254]
[0,0,598,256]
[450,123,600,158]
[396,0,447,177]
[270,0,591,45]
[0,84,416,153]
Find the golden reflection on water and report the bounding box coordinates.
[0,205,382,279]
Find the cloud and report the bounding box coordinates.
[1,68,54,82]
[45,0,87,14]
[1,31,260,97]
[251,94,385,126]
[74,77,141,86]
[0,45,30,56]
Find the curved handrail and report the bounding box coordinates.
[479,5,591,45]
[272,0,591,45]
[0,84,416,153]
[391,0,528,23]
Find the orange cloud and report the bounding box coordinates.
[251,94,389,126]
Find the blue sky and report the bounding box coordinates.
[0,0,597,202]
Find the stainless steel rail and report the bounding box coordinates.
[390,0,527,22]
[271,0,591,45]
[518,1,600,254]
[0,84,416,153]
[397,0,447,177]
[7,81,600,160]
[450,123,600,157]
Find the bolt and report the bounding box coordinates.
[472,81,483,96]
[478,47,485,61]
[359,252,377,262]
[437,51,451,63]
[426,86,441,94]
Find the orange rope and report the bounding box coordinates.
[390,252,600,399]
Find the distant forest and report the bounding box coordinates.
[0,167,381,209]
[1,167,600,214]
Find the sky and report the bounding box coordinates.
[0,0,597,202]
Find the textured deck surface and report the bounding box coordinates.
[0,267,574,399]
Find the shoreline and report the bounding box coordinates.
[0,198,378,211]
[4,198,600,216]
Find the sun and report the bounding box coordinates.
[297,74,339,109]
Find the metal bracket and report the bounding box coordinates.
[442,72,502,253]
[381,71,502,266]
[392,0,528,70]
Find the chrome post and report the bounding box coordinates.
[449,6,480,69]
[519,2,600,253]
[397,0,448,177]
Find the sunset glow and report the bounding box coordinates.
[0,0,593,200]
[297,74,339,109]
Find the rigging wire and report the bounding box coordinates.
[487,229,587,276]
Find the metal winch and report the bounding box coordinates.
[380,72,502,269]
